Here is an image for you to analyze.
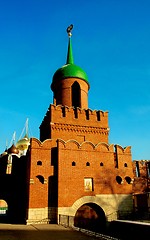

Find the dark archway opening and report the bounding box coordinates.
[0,155,29,224]
[0,199,8,223]
[71,81,81,108]
[74,203,106,233]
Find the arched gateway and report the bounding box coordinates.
[74,203,106,232]
[0,199,8,223]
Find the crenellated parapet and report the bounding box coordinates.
[57,139,131,154]
[41,104,108,125]
[40,104,109,143]
[50,104,108,125]
[57,138,113,151]
[30,137,53,149]
[114,144,131,154]
[113,144,132,170]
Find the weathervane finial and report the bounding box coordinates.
[67,24,73,37]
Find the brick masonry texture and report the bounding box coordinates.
[27,74,134,223]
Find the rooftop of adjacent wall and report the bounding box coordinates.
[30,137,131,154]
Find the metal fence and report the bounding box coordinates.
[72,226,120,240]
[59,214,120,240]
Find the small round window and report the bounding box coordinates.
[116,176,123,184]
[125,176,132,184]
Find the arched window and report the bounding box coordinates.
[37,161,42,166]
[86,162,90,166]
[100,162,104,166]
[71,82,81,108]
[72,161,76,166]
[124,163,128,167]
[36,175,44,184]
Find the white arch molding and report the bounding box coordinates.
[58,194,133,222]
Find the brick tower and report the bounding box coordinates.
[27,26,134,227]
[40,28,109,144]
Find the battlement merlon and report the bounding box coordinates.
[39,104,109,143]
[48,104,109,128]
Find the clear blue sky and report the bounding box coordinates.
[0,0,150,160]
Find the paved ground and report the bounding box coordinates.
[0,224,96,240]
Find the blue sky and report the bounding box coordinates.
[0,0,150,160]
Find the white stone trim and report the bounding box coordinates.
[58,194,133,222]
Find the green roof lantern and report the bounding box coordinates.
[51,25,89,90]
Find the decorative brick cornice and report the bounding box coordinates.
[51,123,109,135]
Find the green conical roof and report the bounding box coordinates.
[51,36,89,90]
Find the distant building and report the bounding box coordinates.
[132,160,150,219]
[0,27,149,229]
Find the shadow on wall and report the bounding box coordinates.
[0,155,29,224]
[48,147,58,223]
[117,195,134,220]
[109,220,150,240]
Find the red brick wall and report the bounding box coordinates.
[28,138,54,208]
[28,137,133,210]
[57,140,133,207]
[33,74,134,211]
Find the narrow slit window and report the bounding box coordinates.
[74,108,78,119]
[86,162,90,166]
[96,111,100,121]
[85,110,89,120]
[136,161,140,177]
[62,107,66,117]
[72,161,76,166]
